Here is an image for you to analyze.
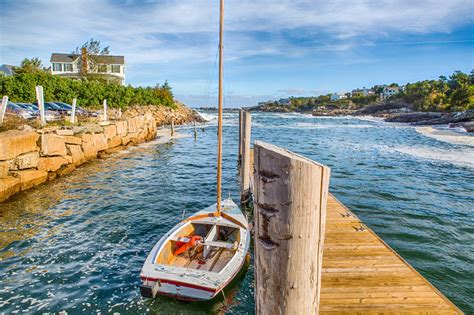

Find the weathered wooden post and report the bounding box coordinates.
[193,120,197,139]
[102,99,108,122]
[240,111,251,203]
[35,86,46,127]
[253,141,330,315]
[171,119,175,136]
[238,109,244,168]
[0,96,8,125]
[70,98,77,124]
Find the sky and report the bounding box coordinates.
[0,0,473,107]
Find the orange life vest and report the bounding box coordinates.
[174,235,202,256]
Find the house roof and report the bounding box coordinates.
[50,53,125,64]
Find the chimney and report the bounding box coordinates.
[81,47,88,75]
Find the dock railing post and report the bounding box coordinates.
[0,95,8,125]
[35,85,46,127]
[70,98,77,124]
[240,111,251,203]
[253,141,330,315]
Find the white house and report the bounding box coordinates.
[50,53,125,85]
[330,92,347,101]
[351,88,374,97]
[382,86,400,99]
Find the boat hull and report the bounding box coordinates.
[140,199,250,301]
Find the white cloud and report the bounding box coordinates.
[0,0,471,101]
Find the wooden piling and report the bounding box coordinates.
[238,109,244,168]
[35,86,46,127]
[193,120,197,138]
[70,98,77,124]
[0,95,8,125]
[171,119,175,136]
[240,111,251,203]
[253,141,330,315]
[102,99,108,122]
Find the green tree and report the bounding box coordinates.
[14,57,44,74]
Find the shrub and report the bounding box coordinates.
[0,72,175,109]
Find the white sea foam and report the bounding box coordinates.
[416,126,474,147]
[196,111,217,121]
[391,146,474,169]
[292,122,376,129]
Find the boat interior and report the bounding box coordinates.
[155,222,241,273]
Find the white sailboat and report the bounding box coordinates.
[140,0,250,301]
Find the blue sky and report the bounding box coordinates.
[1,0,473,107]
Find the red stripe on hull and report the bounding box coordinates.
[140,276,217,293]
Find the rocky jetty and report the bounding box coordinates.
[0,103,201,203]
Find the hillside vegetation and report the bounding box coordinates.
[0,71,175,109]
[257,70,474,113]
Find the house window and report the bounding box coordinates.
[111,65,120,73]
[98,64,107,73]
[52,63,62,71]
[63,63,73,72]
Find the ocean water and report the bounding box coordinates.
[0,111,473,314]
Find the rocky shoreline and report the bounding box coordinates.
[250,101,474,132]
[0,103,202,203]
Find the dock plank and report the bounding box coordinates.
[320,194,462,314]
[249,148,461,313]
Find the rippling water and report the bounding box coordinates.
[1,112,473,313]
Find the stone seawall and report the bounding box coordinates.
[0,113,157,202]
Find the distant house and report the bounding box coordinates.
[382,86,400,99]
[330,92,347,101]
[0,64,15,77]
[351,87,374,97]
[50,53,125,85]
[277,98,291,105]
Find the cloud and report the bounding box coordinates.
[0,0,472,102]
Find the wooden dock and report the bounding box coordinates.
[246,145,461,313]
[320,194,462,314]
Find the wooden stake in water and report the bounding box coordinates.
[240,111,251,203]
[238,109,244,168]
[0,96,8,125]
[171,119,175,136]
[193,120,197,139]
[70,98,77,124]
[35,86,46,127]
[102,99,108,121]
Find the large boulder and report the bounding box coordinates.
[57,164,76,178]
[0,130,39,161]
[41,134,67,156]
[107,136,122,149]
[93,134,108,151]
[63,136,82,145]
[15,169,48,190]
[0,176,21,202]
[8,151,40,170]
[0,161,8,178]
[115,120,128,135]
[80,134,98,160]
[66,144,86,166]
[104,125,117,139]
[37,156,69,172]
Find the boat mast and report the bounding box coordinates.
[216,0,224,216]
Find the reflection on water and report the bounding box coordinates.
[1,112,473,313]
